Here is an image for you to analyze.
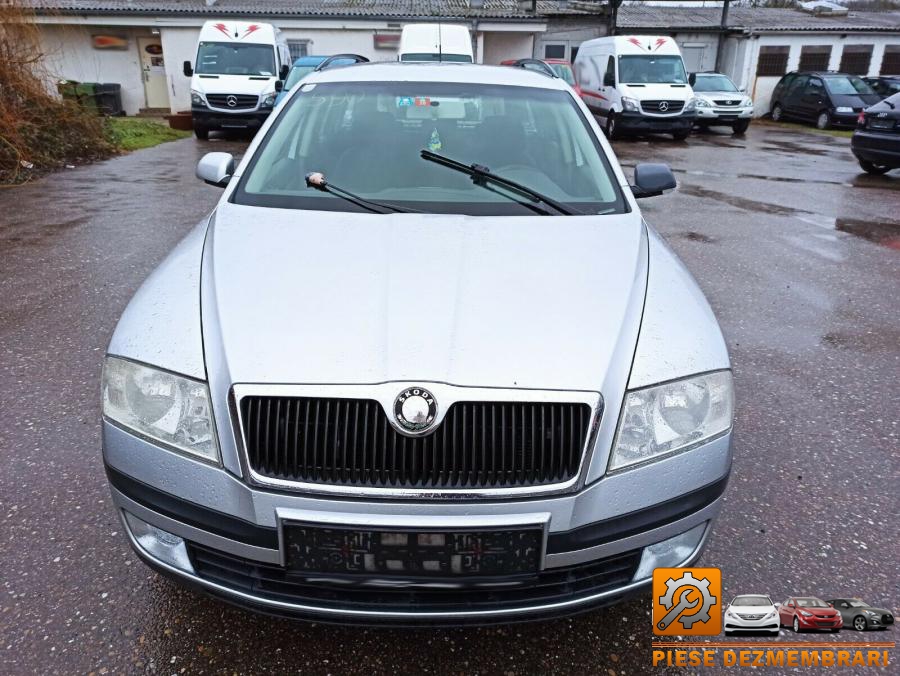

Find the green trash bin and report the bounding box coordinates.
[57,81,99,114]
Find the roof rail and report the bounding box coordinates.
[509,59,557,79]
[314,54,370,72]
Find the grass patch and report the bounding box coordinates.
[756,118,854,139]
[104,117,190,151]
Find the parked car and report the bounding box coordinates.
[688,72,753,135]
[769,71,881,129]
[826,599,895,631]
[851,92,900,174]
[398,23,473,62]
[864,75,900,100]
[724,595,780,635]
[101,59,734,624]
[574,35,696,140]
[275,55,327,104]
[778,597,843,632]
[501,58,581,95]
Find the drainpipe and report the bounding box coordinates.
[714,0,730,71]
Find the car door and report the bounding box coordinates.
[836,600,852,623]
[781,75,808,117]
[780,598,794,625]
[798,77,827,122]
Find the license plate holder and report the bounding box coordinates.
[283,523,543,578]
[870,118,895,130]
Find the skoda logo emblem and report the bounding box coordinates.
[226,95,238,107]
[658,101,669,112]
[394,387,437,433]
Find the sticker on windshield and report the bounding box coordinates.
[397,96,413,107]
[428,128,442,152]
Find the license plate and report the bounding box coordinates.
[870,118,895,130]
[284,524,542,577]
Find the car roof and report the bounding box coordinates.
[302,61,569,91]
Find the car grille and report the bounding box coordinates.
[187,543,641,614]
[883,613,894,624]
[240,396,594,490]
[737,613,764,620]
[814,618,838,626]
[713,99,742,107]
[206,94,258,109]
[641,100,685,114]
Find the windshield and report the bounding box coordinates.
[400,54,473,63]
[824,76,875,96]
[848,601,870,608]
[284,65,317,91]
[619,55,687,84]
[235,81,625,215]
[796,598,829,608]
[733,596,771,607]
[196,42,275,76]
[549,63,576,85]
[693,74,739,92]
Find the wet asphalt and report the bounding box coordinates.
[0,123,897,675]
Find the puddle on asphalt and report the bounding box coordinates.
[679,184,803,216]
[822,328,900,351]
[835,218,900,250]
[675,231,717,243]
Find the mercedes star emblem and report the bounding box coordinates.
[394,387,437,433]
[658,101,670,112]
[226,95,238,107]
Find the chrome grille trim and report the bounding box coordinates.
[232,383,603,499]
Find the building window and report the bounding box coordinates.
[839,44,873,75]
[756,46,790,76]
[882,45,900,75]
[288,41,309,60]
[544,44,566,60]
[798,45,831,72]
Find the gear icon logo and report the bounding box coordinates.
[652,567,722,635]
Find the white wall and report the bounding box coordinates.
[36,24,152,115]
[482,32,534,65]
[673,33,720,73]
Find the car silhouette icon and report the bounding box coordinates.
[724,594,780,635]
[826,598,895,632]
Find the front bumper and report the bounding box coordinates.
[103,421,731,624]
[695,107,753,123]
[725,613,780,632]
[830,111,861,128]
[191,106,271,130]
[851,130,900,167]
[618,111,696,133]
[797,614,843,631]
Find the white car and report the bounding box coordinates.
[724,594,781,635]
[689,72,754,135]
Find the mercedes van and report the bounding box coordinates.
[574,36,696,140]
[183,21,291,139]
[398,24,473,63]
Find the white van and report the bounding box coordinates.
[574,36,696,140]
[398,24,473,63]
[183,21,291,139]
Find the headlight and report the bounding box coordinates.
[621,96,640,112]
[190,89,206,106]
[261,93,276,107]
[694,97,712,108]
[865,610,878,616]
[764,610,777,620]
[742,97,753,107]
[609,370,733,471]
[835,106,854,114]
[102,356,219,463]
[799,610,813,617]
[684,97,697,112]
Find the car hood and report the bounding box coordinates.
[731,605,776,614]
[802,608,839,617]
[192,73,276,97]
[696,91,745,101]
[620,83,693,101]
[831,93,882,109]
[201,204,648,391]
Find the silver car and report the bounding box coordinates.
[101,61,734,624]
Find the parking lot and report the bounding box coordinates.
[1,122,897,675]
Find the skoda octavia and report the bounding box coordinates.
[101,60,733,624]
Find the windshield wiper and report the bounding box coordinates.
[420,150,581,216]
[305,172,419,214]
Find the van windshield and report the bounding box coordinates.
[196,42,275,76]
[619,55,687,84]
[399,54,473,63]
[235,81,625,215]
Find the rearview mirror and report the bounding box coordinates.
[196,152,234,187]
[631,163,676,198]
[280,63,290,80]
[183,60,193,77]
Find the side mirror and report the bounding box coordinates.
[196,152,234,187]
[274,80,283,93]
[280,63,290,80]
[603,72,615,87]
[688,72,697,86]
[774,603,781,608]
[183,61,193,77]
[631,163,676,198]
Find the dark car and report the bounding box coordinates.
[864,76,900,100]
[770,71,881,129]
[777,596,843,633]
[852,92,900,174]
[826,599,895,632]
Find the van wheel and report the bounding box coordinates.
[816,112,831,130]
[194,126,209,140]
[771,103,783,122]
[732,120,750,135]
[672,129,690,141]
[858,159,890,175]
[606,113,621,140]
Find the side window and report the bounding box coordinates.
[785,75,808,98]
[604,56,616,87]
[806,77,825,98]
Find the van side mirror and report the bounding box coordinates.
[280,63,290,80]
[274,80,283,92]
[196,152,234,187]
[183,61,193,77]
[688,72,697,86]
[603,71,615,87]
[631,163,676,198]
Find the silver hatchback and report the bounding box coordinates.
[101,61,733,624]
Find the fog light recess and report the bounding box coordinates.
[633,522,707,581]
[123,511,194,573]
